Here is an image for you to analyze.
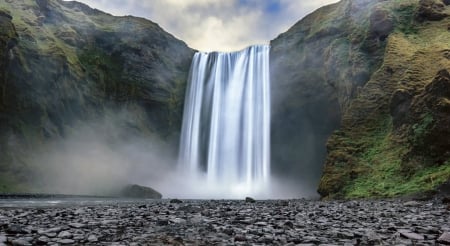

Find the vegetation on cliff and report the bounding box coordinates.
[316,0,450,198]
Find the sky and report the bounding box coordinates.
[70,0,340,52]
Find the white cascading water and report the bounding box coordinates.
[178,45,271,198]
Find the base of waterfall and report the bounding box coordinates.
[152,167,319,199]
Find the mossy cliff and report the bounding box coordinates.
[0,0,194,192]
[272,0,450,198]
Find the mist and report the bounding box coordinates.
[21,103,318,199]
[27,109,177,196]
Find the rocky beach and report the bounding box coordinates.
[0,198,449,245]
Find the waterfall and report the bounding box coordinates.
[178,45,271,197]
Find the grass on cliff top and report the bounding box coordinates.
[344,117,450,198]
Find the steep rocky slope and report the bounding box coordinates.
[271,0,450,198]
[319,0,450,199]
[0,0,194,192]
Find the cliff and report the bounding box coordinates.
[271,0,450,198]
[0,0,194,192]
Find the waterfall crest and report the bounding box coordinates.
[178,45,271,197]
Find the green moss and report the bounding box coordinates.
[411,112,433,144]
[391,1,419,35]
[343,115,450,198]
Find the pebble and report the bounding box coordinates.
[0,199,448,245]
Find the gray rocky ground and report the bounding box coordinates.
[0,199,449,245]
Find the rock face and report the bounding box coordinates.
[315,0,450,198]
[270,0,396,191]
[0,0,194,191]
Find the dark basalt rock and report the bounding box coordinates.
[245,197,256,203]
[120,184,162,199]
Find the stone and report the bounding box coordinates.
[0,235,6,243]
[284,221,294,229]
[234,234,247,242]
[57,231,72,239]
[156,220,169,226]
[170,199,183,204]
[337,231,354,239]
[87,234,98,242]
[403,201,421,207]
[68,223,85,229]
[245,197,256,203]
[58,239,75,244]
[437,232,450,244]
[36,236,49,245]
[11,239,31,246]
[399,230,424,240]
[6,224,24,234]
[119,184,162,199]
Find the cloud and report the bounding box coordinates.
[66,0,339,51]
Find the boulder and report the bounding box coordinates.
[119,184,162,199]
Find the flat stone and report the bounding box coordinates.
[68,223,85,229]
[58,239,75,244]
[399,231,424,240]
[438,232,450,244]
[403,201,421,207]
[0,236,6,243]
[46,227,62,233]
[58,231,72,239]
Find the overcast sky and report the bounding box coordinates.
[71,0,339,51]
